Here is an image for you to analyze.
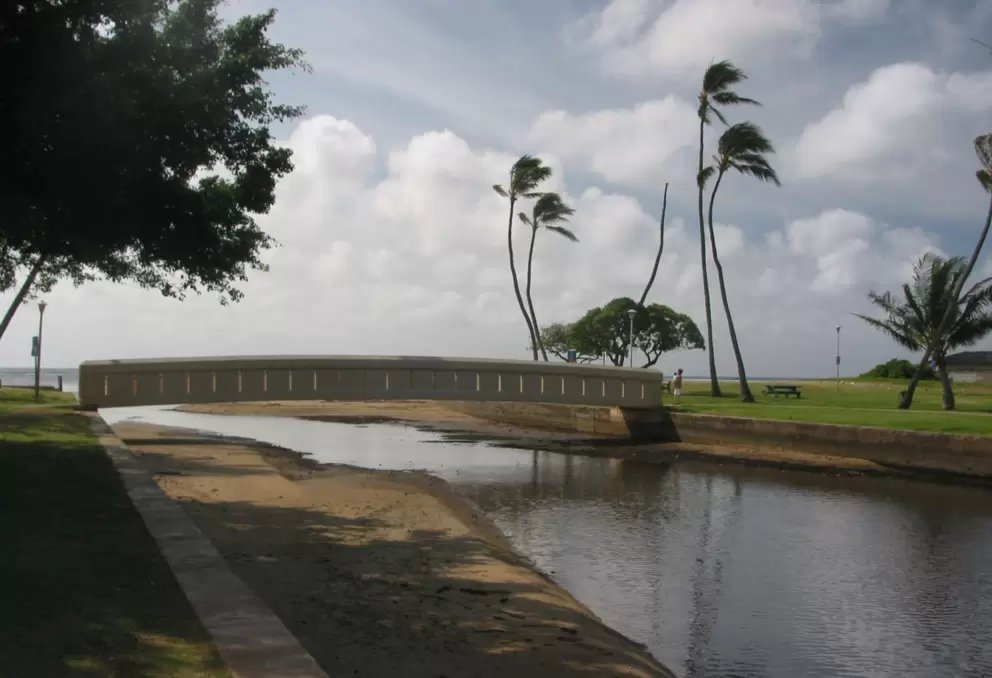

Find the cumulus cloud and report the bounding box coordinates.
[528,97,698,187]
[571,0,886,81]
[0,115,962,378]
[794,62,992,182]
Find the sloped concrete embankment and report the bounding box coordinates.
[446,402,992,480]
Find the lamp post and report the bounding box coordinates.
[627,308,637,368]
[835,325,841,392]
[34,301,48,402]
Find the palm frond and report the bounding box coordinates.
[855,313,921,351]
[702,60,747,94]
[518,212,532,227]
[546,225,578,242]
[731,161,781,185]
[492,184,508,198]
[509,155,553,196]
[976,133,992,172]
[978,169,992,193]
[711,92,761,107]
[864,252,992,356]
[717,122,775,156]
[709,105,729,126]
[960,275,992,302]
[698,165,716,189]
[714,122,780,187]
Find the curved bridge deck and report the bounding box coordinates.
[78,355,665,409]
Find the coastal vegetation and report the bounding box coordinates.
[857,253,992,410]
[0,0,307,344]
[535,297,704,368]
[859,359,936,381]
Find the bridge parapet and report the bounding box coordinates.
[78,355,665,409]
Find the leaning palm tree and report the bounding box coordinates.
[702,122,780,402]
[696,60,760,397]
[857,253,992,410]
[899,134,992,408]
[494,156,552,360]
[520,193,577,362]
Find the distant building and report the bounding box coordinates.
[945,351,992,384]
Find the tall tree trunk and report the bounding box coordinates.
[901,193,992,408]
[934,352,956,410]
[697,119,721,397]
[507,199,539,360]
[707,172,754,402]
[638,182,669,307]
[524,225,548,362]
[0,256,46,343]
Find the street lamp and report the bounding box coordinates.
[627,308,637,368]
[835,325,841,392]
[34,301,48,402]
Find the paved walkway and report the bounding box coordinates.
[90,415,329,678]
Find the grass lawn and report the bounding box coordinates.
[674,379,992,436]
[0,387,230,677]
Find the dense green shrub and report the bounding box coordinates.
[860,359,936,380]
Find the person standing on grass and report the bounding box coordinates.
[673,369,684,405]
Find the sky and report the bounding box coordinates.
[4,0,992,377]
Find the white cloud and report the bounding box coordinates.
[528,97,698,187]
[1,115,969,379]
[825,0,889,22]
[571,0,887,81]
[794,62,992,182]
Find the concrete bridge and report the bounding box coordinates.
[78,355,665,409]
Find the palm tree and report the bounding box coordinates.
[696,60,760,397]
[494,156,552,360]
[638,183,669,307]
[899,134,992,408]
[702,122,780,402]
[857,253,992,410]
[520,193,577,362]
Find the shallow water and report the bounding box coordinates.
[102,406,992,678]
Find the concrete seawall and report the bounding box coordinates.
[446,402,992,480]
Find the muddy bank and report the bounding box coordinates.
[175,400,992,486]
[111,421,672,678]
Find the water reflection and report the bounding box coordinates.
[102,407,992,678]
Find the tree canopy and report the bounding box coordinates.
[537,297,705,368]
[0,0,306,339]
[860,359,935,381]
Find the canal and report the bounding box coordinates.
[101,406,992,678]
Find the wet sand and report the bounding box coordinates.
[111,420,672,677]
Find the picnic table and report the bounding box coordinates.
[763,384,802,398]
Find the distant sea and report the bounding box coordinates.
[0,367,79,394]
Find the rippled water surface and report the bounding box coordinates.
[102,407,992,678]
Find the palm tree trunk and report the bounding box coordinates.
[0,255,46,343]
[707,171,754,402]
[697,119,721,397]
[524,225,548,362]
[934,353,956,410]
[901,193,992,408]
[507,199,539,361]
[638,182,669,307]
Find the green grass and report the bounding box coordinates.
[674,379,992,436]
[0,391,230,677]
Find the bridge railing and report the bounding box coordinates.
[78,355,664,409]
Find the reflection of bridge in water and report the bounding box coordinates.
[79,355,666,409]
